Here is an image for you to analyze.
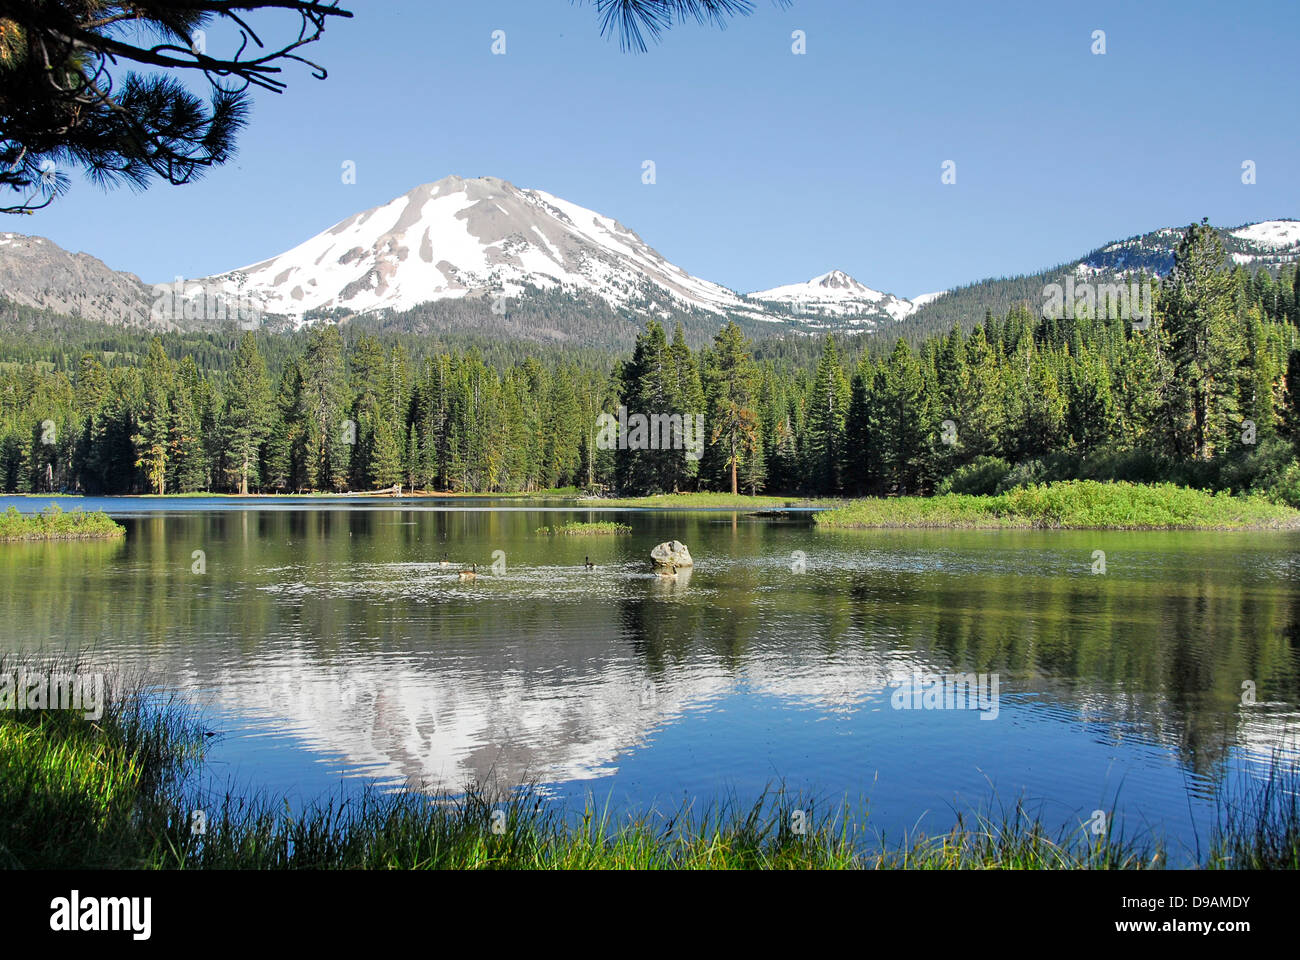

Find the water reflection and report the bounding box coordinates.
[1,501,1297,851]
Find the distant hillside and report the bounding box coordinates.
[897,220,1300,341]
[0,232,158,328]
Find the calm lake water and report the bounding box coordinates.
[4,495,1299,861]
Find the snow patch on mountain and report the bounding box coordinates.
[1230,220,1300,249]
[909,290,947,309]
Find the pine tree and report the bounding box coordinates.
[1241,305,1282,447]
[805,335,850,494]
[955,324,1005,460]
[369,418,403,489]
[1162,219,1245,460]
[842,356,877,496]
[668,323,704,491]
[405,423,420,492]
[617,321,677,495]
[875,339,927,494]
[223,332,272,494]
[132,338,172,494]
[1065,347,1113,454]
[170,361,208,493]
[704,321,759,496]
[301,325,350,490]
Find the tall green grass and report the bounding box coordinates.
[0,656,200,868]
[816,481,1300,530]
[0,504,125,541]
[1206,759,1300,869]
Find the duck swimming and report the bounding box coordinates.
[458,564,477,581]
[584,556,595,569]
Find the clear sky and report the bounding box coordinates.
[20,0,1300,299]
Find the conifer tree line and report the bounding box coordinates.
[3,222,1300,500]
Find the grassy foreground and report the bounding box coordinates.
[816,481,1300,530]
[535,521,632,536]
[0,504,125,541]
[2,658,1296,870]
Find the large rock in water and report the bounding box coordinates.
[650,540,693,569]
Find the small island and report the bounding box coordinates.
[536,521,632,536]
[0,505,126,541]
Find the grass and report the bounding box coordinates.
[0,656,200,869]
[815,481,1300,531]
[535,521,632,536]
[579,492,823,509]
[0,504,126,541]
[2,658,1296,870]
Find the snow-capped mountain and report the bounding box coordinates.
[3,193,1296,344]
[205,175,773,324]
[747,269,918,326]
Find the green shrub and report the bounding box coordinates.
[938,456,1012,496]
[995,459,1048,493]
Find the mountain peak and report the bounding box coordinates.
[207,175,757,322]
[810,269,868,291]
[409,174,519,198]
[748,271,915,327]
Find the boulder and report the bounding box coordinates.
[650,540,693,569]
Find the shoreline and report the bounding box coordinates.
[6,482,1300,532]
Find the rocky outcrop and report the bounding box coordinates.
[650,540,693,569]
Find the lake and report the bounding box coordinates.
[3,495,1298,862]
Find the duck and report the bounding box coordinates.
[438,554,451,568]
[655,563,677,579]
[458,564,477,581]
[584,556,595,570]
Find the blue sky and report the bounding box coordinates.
[21,0,1300,298]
